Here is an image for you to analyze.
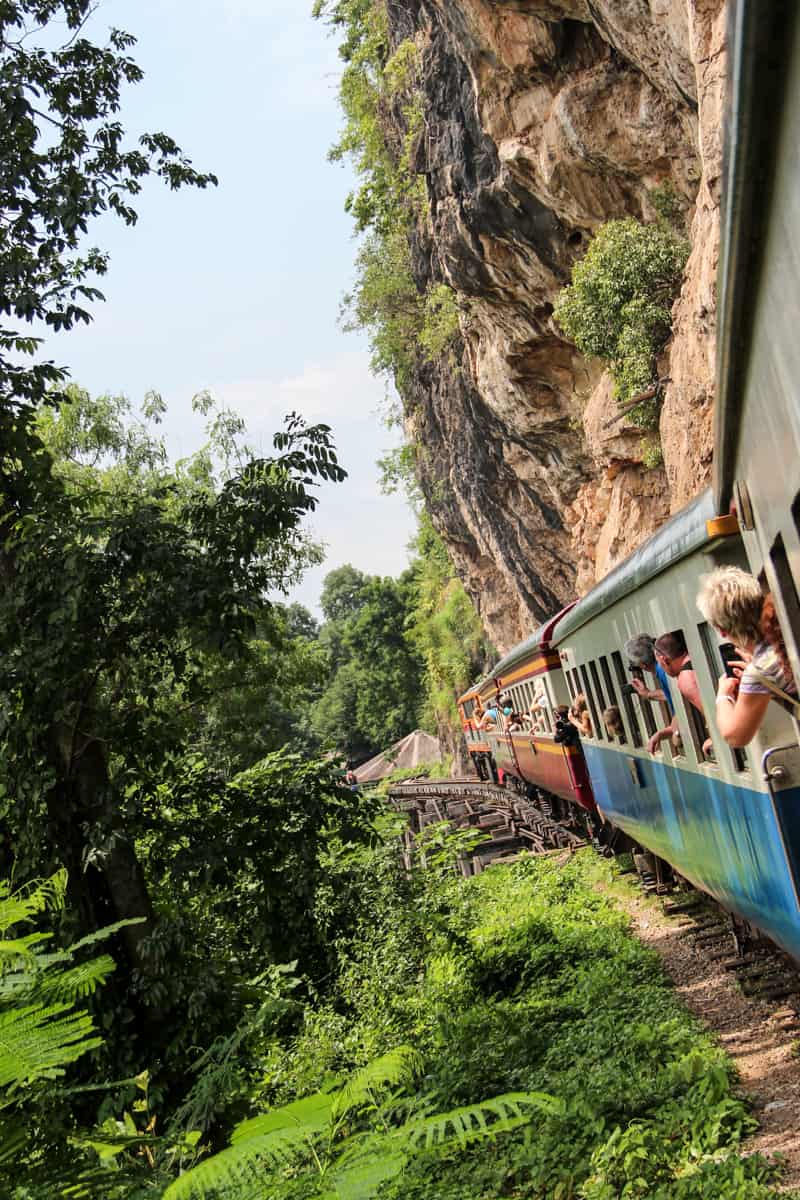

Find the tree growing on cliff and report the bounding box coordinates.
[553,217,689,432]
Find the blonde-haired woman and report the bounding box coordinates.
[697,566,797,747]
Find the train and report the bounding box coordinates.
[458,4,800,963]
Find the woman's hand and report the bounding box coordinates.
[717,674,740,701]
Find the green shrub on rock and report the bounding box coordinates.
[554,217,690,429]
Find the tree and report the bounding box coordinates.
[0,388,346,1040]
[407,512,492,767]
[553,217,689,428]
[320,564,369,624]
[0,1,216,423]
[313,569,425,760]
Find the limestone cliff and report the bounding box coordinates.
[389,0,726,653]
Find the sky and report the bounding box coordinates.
[43,0,416,614]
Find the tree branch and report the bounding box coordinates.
[600,378,670,431]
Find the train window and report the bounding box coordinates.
[697,622,747,771]
[771,531,800,675]
[578,664,601,739]
[600,654,627,744]
[538,679,554,733]
[588,661,608,738]
[612,651,642,747]
[565,667,578,701]
[662,628,712,764]
[636,683,658,740]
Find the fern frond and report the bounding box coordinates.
[164,1092,335,1200]
[0,933,50,963]
[0,1002,102,1091]
[331,1144,406,1200]
[331,1046,423,1121]
[229,1091,334,1146]
[36,954,116,1003]
[0,1116,27,1165]
[49,916,145,959]
[402,1090,564,1152]
[0,872,67,936]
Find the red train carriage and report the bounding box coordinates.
[458,605,595,815]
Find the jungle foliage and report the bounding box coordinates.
[554,216,690,433]
[1,5,789,1198]
[94,843,792,1200]
[315,0,460,393]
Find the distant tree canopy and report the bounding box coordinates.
[313,564,426,762]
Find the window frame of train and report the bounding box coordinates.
[588,660,609,740]
[635,673,658,742]
[578,664,601,740]
[611,650,642,748]
[599,654,627,744]
[564,667,578,701]
[663,626,713,767]
[697,621,748,772]
[538,677,554,732]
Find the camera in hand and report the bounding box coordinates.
[719,642,740,678]
[621,663,645,697]
[554,708,579,746]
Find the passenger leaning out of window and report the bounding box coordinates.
[477,698,498,730]
[569,693,593,737]
[697,566,799,747]
[648,631,713,758]
[624,634,674,715]
[603,705,624,740]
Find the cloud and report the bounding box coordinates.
[216,351,393,432]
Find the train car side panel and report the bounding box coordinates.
[584,742,800,960]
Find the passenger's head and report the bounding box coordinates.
[654,630,688,676]
[625,634,657,669]
[696,566,764,650]
[572,692,588,713]
[603,705,623,736]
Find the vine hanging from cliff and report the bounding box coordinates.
[315,0,461,391]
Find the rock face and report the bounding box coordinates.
[390,0,726,653]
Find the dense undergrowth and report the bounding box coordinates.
[169,841,792,1199]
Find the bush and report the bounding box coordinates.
[554,217,689,429]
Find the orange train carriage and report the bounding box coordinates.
[458,605,595,818]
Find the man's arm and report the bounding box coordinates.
[648,714,678,754]
[632,678,667,704]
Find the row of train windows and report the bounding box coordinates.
[503,678,554,733]
[564,624,748,773]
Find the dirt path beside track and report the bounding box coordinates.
[604,878,800,1192]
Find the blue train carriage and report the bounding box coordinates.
[552,489,800,961]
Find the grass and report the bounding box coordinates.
[244,847,795,1199]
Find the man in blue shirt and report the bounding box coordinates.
[624,634,674,715]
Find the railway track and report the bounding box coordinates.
[388,776,800,1007]
[388,777,586,876]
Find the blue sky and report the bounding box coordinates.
[47,0,415,613]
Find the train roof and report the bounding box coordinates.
[552,488,717,645]
[459,489,728,703]
[458,603,576,702]
[460,489,725,705]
